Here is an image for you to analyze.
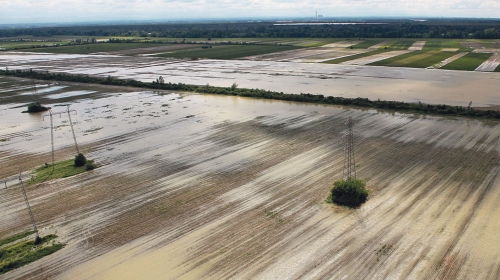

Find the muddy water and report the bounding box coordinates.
[1,53,500,108]
[1,77,500,279]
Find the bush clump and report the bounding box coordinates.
[27,102,49,113]
[331,178,368,208]
[85,160,95,170]
[74,153,87,167]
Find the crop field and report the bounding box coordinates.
[19,43,186,54]
[351,39,386,49]
[323,49,388,64]
[154,44,301,59]
[422,39,462,51]
[1,77,500,279]
[441,53,494,71]
[369,50,460,68]
[0,41,69,50]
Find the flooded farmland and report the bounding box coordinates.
[1,77,500,279]
[1,52,500,108]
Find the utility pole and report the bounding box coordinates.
[18,168,39,239]
[65,105,79,154]
[43,109,64,170]
[342,116,356,181]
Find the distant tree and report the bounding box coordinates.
[157,76,165,84]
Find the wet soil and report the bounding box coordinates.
[1,77,500,279]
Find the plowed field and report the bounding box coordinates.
[1,77,500,279]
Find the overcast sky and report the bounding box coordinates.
[1,0,499,24]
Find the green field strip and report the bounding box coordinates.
[322,49,388,64]
[22,43,172,54]
[155,44,300,59]
[382,40,415,50]
[369,51,424,66]
[422,39,462,51]
[351,39,386,49]
[441,53,494,71]
[404,51,461,68]
[494,64,500,72]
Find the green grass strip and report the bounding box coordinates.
[323,49,387,64]
[0,231,36,247]
[28,158,92,185]
[156,44,300,59]
[441,53,494,71]
[495,64,500,72]
[0,235,64,274]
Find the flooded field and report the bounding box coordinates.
[1,77,500,279]
[1,52,500,108]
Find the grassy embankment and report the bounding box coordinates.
[27,158,94,186]
[441,53,494,71]
[0,233,64,274]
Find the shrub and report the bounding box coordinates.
[74,153,87,167]
[27,102,49,113]
[331,179,368,208]
[85,160,95,171]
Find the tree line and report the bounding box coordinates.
[1,20,500,39]
[2,69,500,120]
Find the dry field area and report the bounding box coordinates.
[1,77,500,279]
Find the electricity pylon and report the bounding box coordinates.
[342,116,356,181]
[43,105,78,170]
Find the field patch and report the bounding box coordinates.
[0,234,63,274]
[408,41,426,51]
[340,50,412,65]
[367,40,390,49]
[21,43,177,54]
[321,41,363,48]
[155,44,301,59]
[322,49,387,64]
[382,40,416,50]
[475,53,500,72]
[441,53,494,71]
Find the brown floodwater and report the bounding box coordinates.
[1,52,500,108]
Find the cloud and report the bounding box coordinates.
[0,0,498,24]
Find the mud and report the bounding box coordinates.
[1,78,500,279]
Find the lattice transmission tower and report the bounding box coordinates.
[342,116,356,181]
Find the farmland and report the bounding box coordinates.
[1,36,499,71]
[0,76,499,279]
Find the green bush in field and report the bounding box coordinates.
[74,153,87,167]
[331,179,368,208]
[27,102,49,113]
[85,160,96,171]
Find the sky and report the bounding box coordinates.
[1,0,499,24]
